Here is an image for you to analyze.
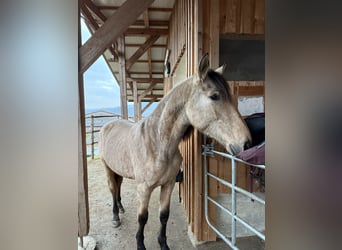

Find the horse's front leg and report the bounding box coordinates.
[136,183,152,250]
[158,181,176,250]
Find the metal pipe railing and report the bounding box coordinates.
[203,143,266,249]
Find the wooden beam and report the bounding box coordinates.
[133,20,169,27]
[81,3,118,60]
[133,81,140,122]
[125,43,166,48]
[80,2,99,30]
[118,35,128,119]
[78,9,89,236]
[209,0,220,68]
[138,82,158,102]
[126,34,160,70]
[83,0,107,23]
[127,71,164,75]
[108,58,164,63]
[143,10,153,79]
[79,0,155,74]
[125,28,168,36]
[141,96,158,114]
[129,78,163,84]
[98,6,173,12]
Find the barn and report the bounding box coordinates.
[78,0,265,249]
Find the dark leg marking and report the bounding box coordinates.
[158,208,170,250]
[136,209,148,250]
[104,164,121,227]
[115,174,125,214]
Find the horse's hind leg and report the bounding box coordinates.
[158,181,176,250]
[115,173,125,213]
[103,161,121,227]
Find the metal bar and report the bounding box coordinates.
[207,196,233,217]
[203,140,238,250]
[207,196,265,241]
[207,172,265,205]
[231,158,237,245]
[202,143,266,249]
[234,214,266,241]
[212,149,266,169]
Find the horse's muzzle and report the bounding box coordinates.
[229,140,251,155]
[229,144,242,155]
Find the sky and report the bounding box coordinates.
[81,19,158,115]
[81,19,121,110]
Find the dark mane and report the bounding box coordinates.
[206,69,232,101]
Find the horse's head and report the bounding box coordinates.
[185,53,252,155]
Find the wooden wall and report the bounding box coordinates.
[167,0,265,242]
[219,0,265,35]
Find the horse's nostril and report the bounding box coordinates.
[244,140,252,150]
[229,144,241,155]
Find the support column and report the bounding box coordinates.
[118,35,128,119]
[133,81,140,122]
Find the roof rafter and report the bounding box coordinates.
[79,0,155,73]
[126,34,160,70]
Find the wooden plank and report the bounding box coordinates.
[127,77,163,83]
[79,0,155,73]
[220,0,238,34]
[138,82,158,102]
[143,10,153,79]
[83,0,107,23]
[141,96,157,114]
[126,34,160,70]
[209,0,220,68]
[238,85,264,96]
[80,2,100,29]
[124,28,168,36]
[236,0,241,33]
[118,35,128,119]
[125,43,166,48]
[98,6,173,12]
[240,0,254,34]
[78,12,89,236]
[254,0,265,34]
[133,81,139,122]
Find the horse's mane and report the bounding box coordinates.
[206,69,232,102]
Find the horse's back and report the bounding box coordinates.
[99,119,135,178]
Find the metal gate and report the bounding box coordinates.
[202,144,266,250]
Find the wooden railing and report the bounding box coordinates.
[85,113,121,159]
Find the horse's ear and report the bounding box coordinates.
[198,53,209,80]
[215,63,226,75]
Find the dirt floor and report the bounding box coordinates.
[86,159,264,250]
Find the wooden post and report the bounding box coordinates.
[133,81,139,122]
[118,35,128,119]
[78,5,89,236]
[79,0,155,73]
[90,115,94,159]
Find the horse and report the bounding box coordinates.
[98,53,252,250]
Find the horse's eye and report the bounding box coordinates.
[209,93,220,101]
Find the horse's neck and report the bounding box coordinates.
[147,78,193,158]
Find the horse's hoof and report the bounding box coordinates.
[119,207,125,214]
[137,244,146,250]
[112,220,121,228]
[161,246,170,250]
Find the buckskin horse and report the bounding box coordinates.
[99,53,251,250]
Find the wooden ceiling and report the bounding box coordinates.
[80,0,175,102]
